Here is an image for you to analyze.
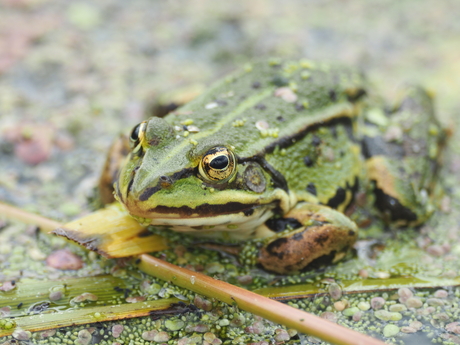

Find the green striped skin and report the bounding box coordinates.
[114,60,443,273]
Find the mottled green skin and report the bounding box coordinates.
[115,59,443,273]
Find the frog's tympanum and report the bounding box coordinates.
[112,60,444,274]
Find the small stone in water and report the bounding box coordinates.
[46,249,83,270]
[383,325,400,337]
[274,329,290,342]
[112,325,124,338]
[410,321,423,330]
[405,297,423,308]
[389,303,407,312]
[154,331,170,342]
[218,319,230,327]
[352,311,362,322]
[343,307,359,317]
[375,310,391,321]
[71,292,98,303]
[328,283,342,300]
[446,322,460,334]
[194,295,213,311]
[390,312,402,321]
[398,287,413,303]
[371,297,385,310]
[320,312,337,323]
[358,301,370,311]
[0,281,16,292]
[434,289,448,298]
[401,326,417,333]
[427,298,444,307]
[142,330,158,341]
[333,301,346,311]
[12,329,31,341]
[77,329,92,345]
[236,275,253,285]
[165,319,185,331]
[49,290,63,301]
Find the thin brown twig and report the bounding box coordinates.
[138,254,386,345]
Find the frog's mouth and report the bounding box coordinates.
[126,201,279,233]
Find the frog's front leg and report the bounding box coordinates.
[243,203,358,274]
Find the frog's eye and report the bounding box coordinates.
[129,121,147,151]
[199,146,236,183]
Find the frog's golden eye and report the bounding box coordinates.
[199,146,236,182]
[129,121,147,151]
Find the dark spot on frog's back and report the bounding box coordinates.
[271,75,289,87]
[314,233,330,246]
[312,135,321,147]
[303,156,314,167]
[374,186,417,223]
[252,81,261,89]
[306,182,317,196]
[265,217,302,232]
[346,88,367,102]
[327,187,346,209]
[265,238,288,259]
[295,103,305,111]
[300,251,336,272]
[329,89,337,102]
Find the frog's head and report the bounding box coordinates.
[115,117,288,232]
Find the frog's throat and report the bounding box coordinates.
[127,189,297,233]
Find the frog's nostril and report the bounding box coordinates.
[160,175,172,188]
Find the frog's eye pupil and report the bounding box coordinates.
[130,124,141,142]
[199,146,236,183]
[210,155,229,170]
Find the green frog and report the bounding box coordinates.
[109,59,444,274]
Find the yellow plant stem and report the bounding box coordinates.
[0,202,61,232]
[0,298,180,337]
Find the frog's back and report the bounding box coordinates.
[164,60,366,210]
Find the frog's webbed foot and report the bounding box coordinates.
[362,87,445,226]
[247,203,358,274]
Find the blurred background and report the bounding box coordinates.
[1,0,459,220]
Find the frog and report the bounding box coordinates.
[107,59,444,275]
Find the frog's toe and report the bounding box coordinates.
[257,204,358,274]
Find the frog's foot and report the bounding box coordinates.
[247,203,358,274]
